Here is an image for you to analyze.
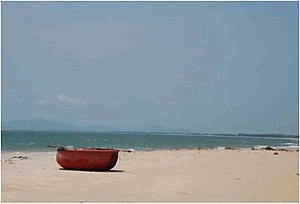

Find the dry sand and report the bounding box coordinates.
[1,149,299,202]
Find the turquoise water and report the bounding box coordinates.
[1,130,298,152]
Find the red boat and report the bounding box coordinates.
[55,146,119,171]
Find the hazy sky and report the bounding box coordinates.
[2,2,298,134]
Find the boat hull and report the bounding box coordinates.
[56,149,119,171]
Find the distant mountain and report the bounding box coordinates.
[1,118,122,132]
[137,125,190,133]
[80,124,123,132]
[2,119,296,136]
[2,118,78,131]
[1,118,190,133]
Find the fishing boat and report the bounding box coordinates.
[50,146,119,171]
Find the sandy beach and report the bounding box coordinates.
[1,149,299,202]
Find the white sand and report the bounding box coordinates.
[1,149,299,202]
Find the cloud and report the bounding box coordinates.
[38,98,51,106]
[38,95,122,108]
[151,97,179,107]
[108,100,121,107]
[93,100,124,108]
[57,94,87,106]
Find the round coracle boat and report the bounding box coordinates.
[55,146,119,171]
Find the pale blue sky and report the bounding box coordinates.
[2,2,298,134]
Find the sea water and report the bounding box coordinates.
[1,130,298,152]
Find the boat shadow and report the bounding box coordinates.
[59,168,124,173]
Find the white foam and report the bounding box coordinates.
[254,145,269,149]
[284,142,297,145]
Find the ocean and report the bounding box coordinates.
[1,130,298,152]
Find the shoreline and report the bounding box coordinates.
[1,145,298,155]
[2,148,299,202]
[1,145,299,152]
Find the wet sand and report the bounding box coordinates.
[1,149,299,202]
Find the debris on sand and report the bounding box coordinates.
[1,156,31,162]
[276,148,289,152]
[273,152,279,155]
[225,147,236,150]
[9,156,29,160]
[251,146,292,152]
[261,146,276,151]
